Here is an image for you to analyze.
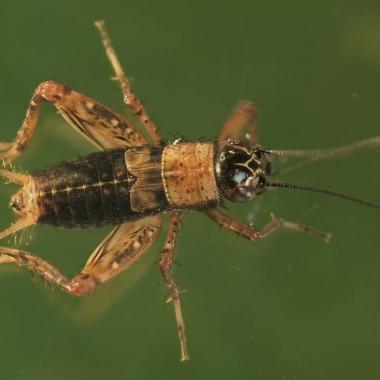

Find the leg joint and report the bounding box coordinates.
[35,80,72,102]
[69,273,99,297]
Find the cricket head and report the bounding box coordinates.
[216,139,380,210]
[216,141,270,202]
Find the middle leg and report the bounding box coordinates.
[158,211,189,361]
[95,20,162,145]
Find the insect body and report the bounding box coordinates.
[0,21,379,362]
[12,142,219,229]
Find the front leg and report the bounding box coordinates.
[218,101,258,148]
[158,211,189,361]
[207,208,331,242]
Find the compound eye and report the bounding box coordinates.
[227,167,250,187]
[231,168,250,185]
[223,166,257,202]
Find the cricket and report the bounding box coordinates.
[0,21,378,361]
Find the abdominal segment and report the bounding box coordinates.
[33,149,139,227]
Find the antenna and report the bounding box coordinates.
[262,136,380,160]
[265,180,380,210]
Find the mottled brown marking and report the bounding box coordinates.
[0,80,149,162]
[162,142,219,208]
[83,215,162,283]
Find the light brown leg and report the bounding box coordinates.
[207,208,331,242]
[0,215,37,241]
[95,20,162,145]
[158,211,189,361]
[0,247,83,294]
[0,216,162,296]
[0,168,30,185]
[218,101,258,147]
[0,83,45,161]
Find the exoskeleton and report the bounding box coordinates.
[0,21,378,361]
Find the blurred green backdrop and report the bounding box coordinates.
[0,1,379,379]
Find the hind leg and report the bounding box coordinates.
[0,80,149,162]
[0,216,162,296]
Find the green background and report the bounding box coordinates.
[0,1,379,379]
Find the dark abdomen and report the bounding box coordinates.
[34,149,141,227]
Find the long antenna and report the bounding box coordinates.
[262,136,380,159]
[265,180,380,209]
